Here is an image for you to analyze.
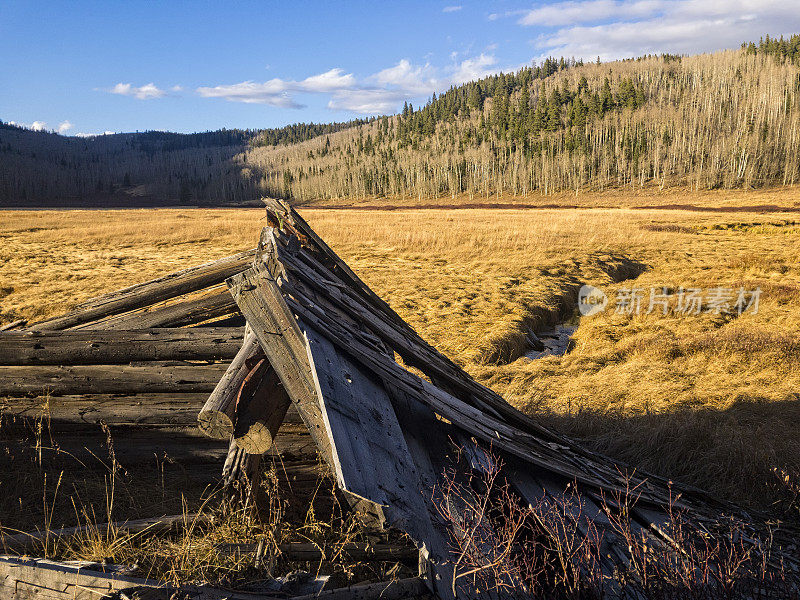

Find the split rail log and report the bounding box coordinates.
[29,249,256,331]
[0,363,229,397]
[0,514,208,555]
[0,393,210,429]
[85,289,238,330]
[197,330,261,440]
[233,360,292,454]
[0,327,243,365]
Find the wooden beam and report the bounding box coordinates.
[0,328,243,365]
[0,393,210,429]
[30,249,255,331]
[0,363,229,397]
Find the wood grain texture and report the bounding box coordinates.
[0,363,229,396]
[0,327,243,365]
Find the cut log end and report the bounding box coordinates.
[197,410,234,440]
[234,422,275,454]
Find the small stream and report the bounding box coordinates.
[524,324,577,360]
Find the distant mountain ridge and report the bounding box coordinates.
[2,35,798,207]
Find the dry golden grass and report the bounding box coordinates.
[2,193,800,510]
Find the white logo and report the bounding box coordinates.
[578,285,608,316]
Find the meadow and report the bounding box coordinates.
[1,188,799,513]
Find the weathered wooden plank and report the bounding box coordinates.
[304,326,457,599]
[0,319,27,331]
[0,328,243,366]
[282,289,679,511]
[0,363,229,396]
[0,555,286,600]
[30,249,256,331]
[227,264,335,470]
[83,289,238,330]
[197,330,261,440]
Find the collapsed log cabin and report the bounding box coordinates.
[1,198,798,599]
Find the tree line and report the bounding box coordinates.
[1,37,799,206]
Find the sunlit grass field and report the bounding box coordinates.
[2,192,800,509]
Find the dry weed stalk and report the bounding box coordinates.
[433,445,798,599]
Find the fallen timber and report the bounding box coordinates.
[0,555,428,600]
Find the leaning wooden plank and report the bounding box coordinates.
[0,363,228,397]
[83,289,238,330]
[29,249,256,331]
[227,264,335,470]
[304,326,456,600]
[0,327,243,366]
[197,330,261,440]
[289,576,428,600]
[233,361,292,454]
[0,513,209,555]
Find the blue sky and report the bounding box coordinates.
[2,0,799,136]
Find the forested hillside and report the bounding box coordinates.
[0,118,371,206]
[2,35,799,206]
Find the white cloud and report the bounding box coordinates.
[372,60,438,95]
[196,80,304,107]
[31,121,47,131]
[520,0,662,27]
[443,5,462,12]
[196,53,505,115]
[521,0,800,61]
[328,89,407,113]
[450,53,498,84]
[57,120,73,134]
[300,68,357,92]
[108,82,167,100]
